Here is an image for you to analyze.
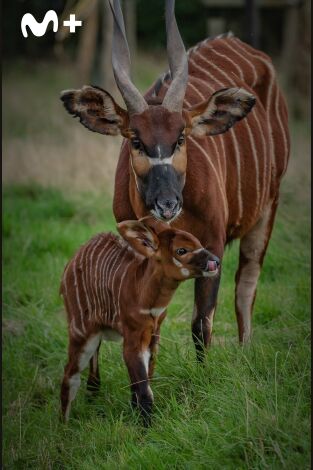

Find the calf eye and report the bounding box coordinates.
[176,248,187,256]
[131,138,142,150]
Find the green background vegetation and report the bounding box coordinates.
[2,1,310,466]
[3,62,310,464]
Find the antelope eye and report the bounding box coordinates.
[131,138,142,150]
[176,248,187,256]
[177,134,185,146]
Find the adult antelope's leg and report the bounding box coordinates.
[192,273,222,362]
[87,343,101,393]
[123,327,153,426]
[60,332,102,421]
[235,198,279,343]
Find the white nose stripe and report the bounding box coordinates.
[147,156,174,166]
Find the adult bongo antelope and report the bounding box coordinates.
[61,0,290,359]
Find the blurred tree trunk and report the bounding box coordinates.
[293,0,310,119]
[76,0,98,86]
[245,0,260,49]
[281,0,310,119]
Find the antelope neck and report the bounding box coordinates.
[135,258,179,312]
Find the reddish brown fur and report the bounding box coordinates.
[112,36,290,348]
[60,218,219,423]
[61,34,289,357]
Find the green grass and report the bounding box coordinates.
[3,180,310,469]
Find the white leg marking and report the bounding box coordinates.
[64,373,81,422]
[78,333,102,371]
[236,203,273,341]
[140,349,150,375]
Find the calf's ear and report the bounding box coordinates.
[60,85,129,136]
[187,88,256,137]
[117,220,160,258]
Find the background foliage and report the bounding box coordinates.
[2,0,311,467]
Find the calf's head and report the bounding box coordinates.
[117,217,220,282]
[61,0,255,222]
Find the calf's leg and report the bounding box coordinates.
[87,344,101,393]
[61,332,102,422]
[123,327,153,426]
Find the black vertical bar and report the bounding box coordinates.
[245,0,260,48]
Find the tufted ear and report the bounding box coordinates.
[187,88,256,137]
[60,85,129,136]
[117,220,160,258]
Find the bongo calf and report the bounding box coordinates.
[60,217,219,425]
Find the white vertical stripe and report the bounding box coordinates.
[116,258,134,320]
[100,244,119,323]
[237,37,289,175]
[189,56,243,220]
[252,111,268,209]
[218,134,227,185]
[230,38,276,181]
[88,236,105,318]
[104,246,122,322]
[62,262,70,297]
[94,240,112,319]
[210,135,224,188]
[73,251,86,333]
[206,43,245,81]
[110,249,129,323]
[189,135,229,222]
[222,40,258,87]
[196,48,263,217]
[188,80,206,101]
[70,317,85,338]
[229,128,243,220]
[79,242,93,320]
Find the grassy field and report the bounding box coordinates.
[3,58,311,468]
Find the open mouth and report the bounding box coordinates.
[202,260,219,278]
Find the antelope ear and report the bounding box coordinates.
[60,85,129,136]
[117,220,160,258]
[187,88,256,137]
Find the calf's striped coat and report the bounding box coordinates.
[60,217,219,424]
[61,0,290,361]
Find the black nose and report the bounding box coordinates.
[155,198,180,220]
[213,256,220,267]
